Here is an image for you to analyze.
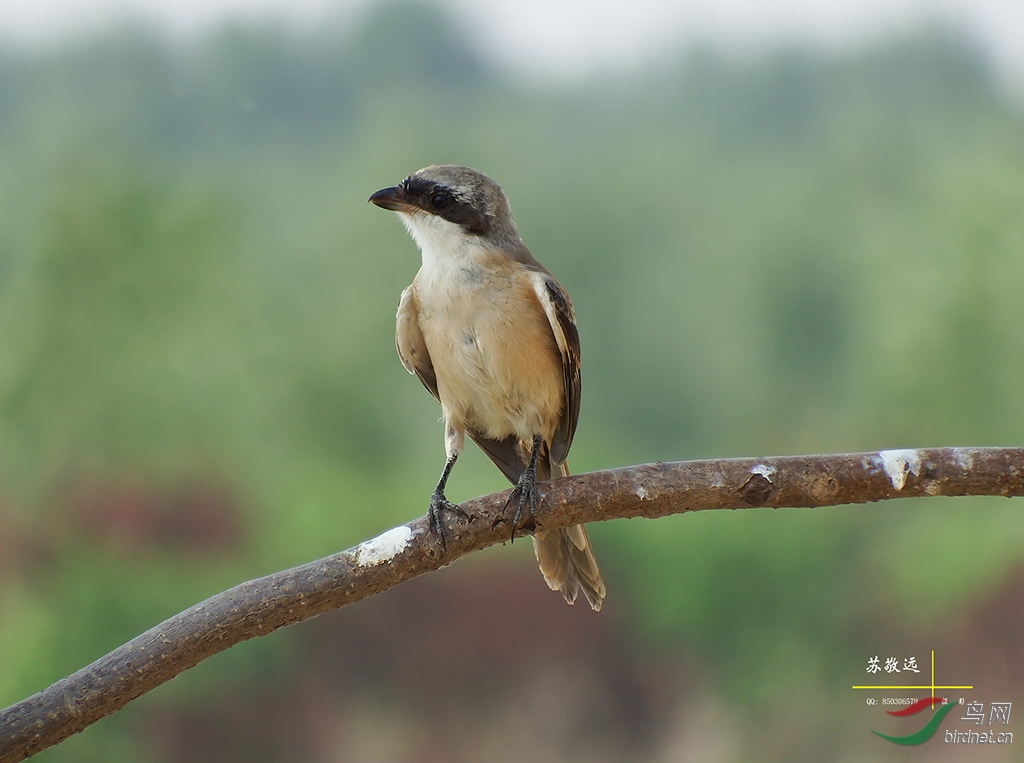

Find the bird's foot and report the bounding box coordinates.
[428,489,469,552]
[503,468,539,542]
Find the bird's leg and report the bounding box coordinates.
[428,453,469,552]
[504,434,543,542]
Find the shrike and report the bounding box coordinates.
[369,165,605,610]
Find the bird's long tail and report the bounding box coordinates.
[531,460,606,611]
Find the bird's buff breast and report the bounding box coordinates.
[414,261,563,441]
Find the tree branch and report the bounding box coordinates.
[2,446,1022,761]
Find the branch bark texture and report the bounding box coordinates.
[2,446,1022,761]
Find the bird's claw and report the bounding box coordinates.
[428,490,469,552]
[503,470,539,542]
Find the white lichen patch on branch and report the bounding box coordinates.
[353,525,414,566]
[750,464,776,480]
[878,449,921,490]
[952,447,975,471]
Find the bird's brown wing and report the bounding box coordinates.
[529,272,581,466]
[524,283,602,609]
[395,285,439,401]
[469,432,529,484]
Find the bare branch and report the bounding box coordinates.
[2,446,1022,762]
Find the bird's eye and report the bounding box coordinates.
[430,193,451,210]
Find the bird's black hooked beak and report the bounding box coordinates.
[368,186,414,212]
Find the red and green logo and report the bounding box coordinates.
[872,697,958,745]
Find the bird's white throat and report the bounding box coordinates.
[399,212,489,278]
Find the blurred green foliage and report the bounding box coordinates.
[0,3,1022,760]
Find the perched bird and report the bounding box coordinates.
[369,165,605,610]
